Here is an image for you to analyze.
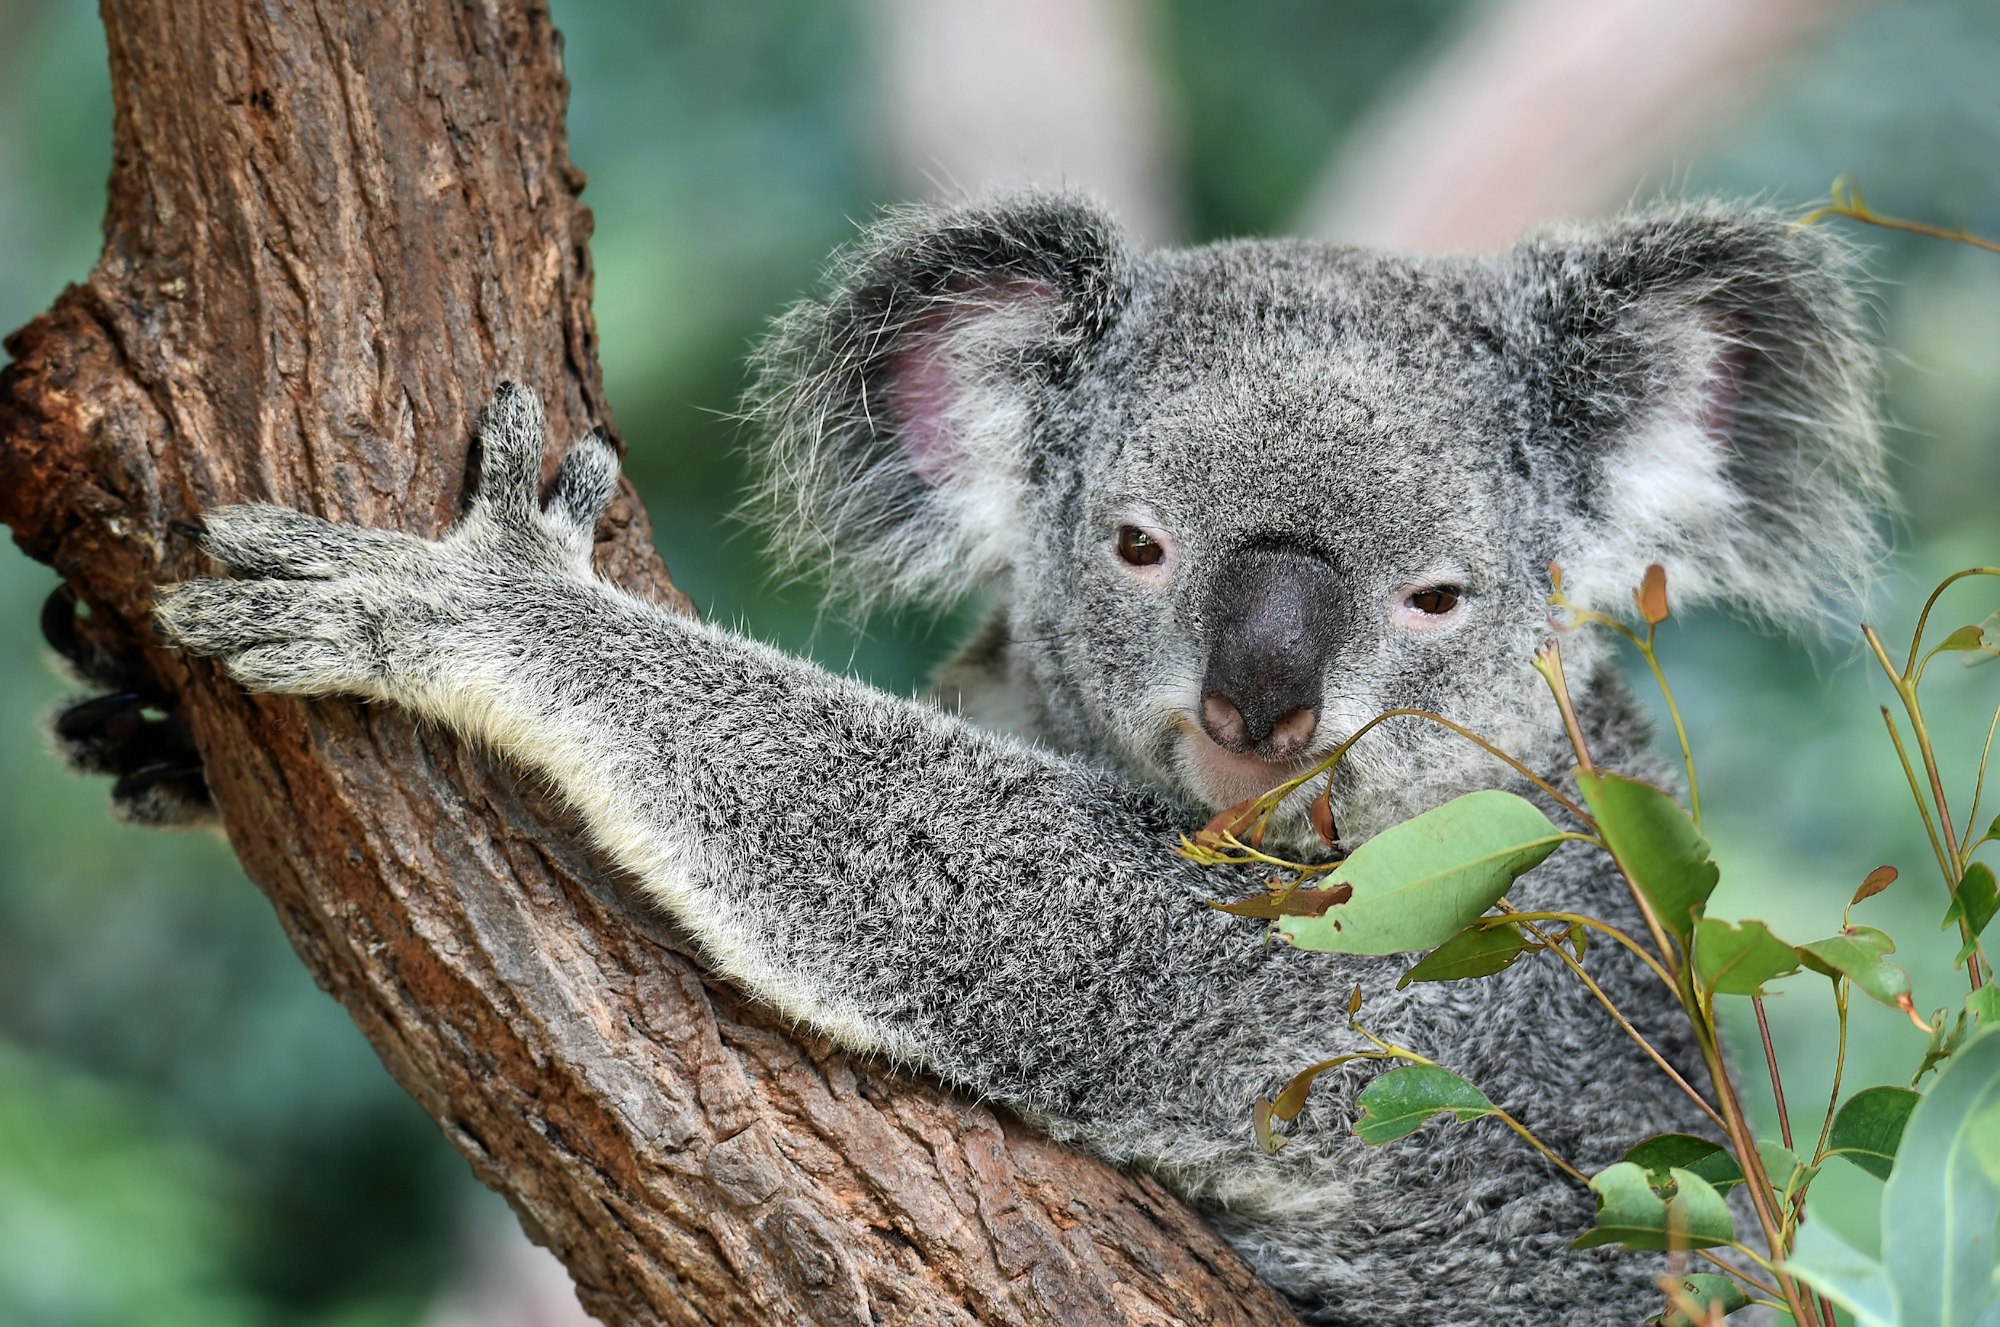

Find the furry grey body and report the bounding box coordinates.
[156,196,1884,1325]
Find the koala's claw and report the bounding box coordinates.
[107,758,213,828]
[41,586,215,825]
[157,385,619,703]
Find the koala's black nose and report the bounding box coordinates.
[1198,545,1347,759]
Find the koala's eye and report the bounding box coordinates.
[1406,585,1462,616]
[1116,526,1165,567]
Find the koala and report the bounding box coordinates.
[149,194,1884,1325]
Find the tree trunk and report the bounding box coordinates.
[0,3,1299,1324]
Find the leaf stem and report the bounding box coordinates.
[1876,705,1955,882]
[1637,634,1702,828]
[1963,701,2000,851]
[1490,909,1676,991]
[1868,618,1983,991]
[1488,1105,1590,1185]
[1694,1249,1780,1300]
[1898,567,2000,678]
[1692,1020,1816,1324]
[1802,182,2000,256]
[1809,982,1849,1171]
[1751,996,1793,1152]
[1269,706,1599,830]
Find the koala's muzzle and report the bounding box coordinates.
[1198,547,1347,761]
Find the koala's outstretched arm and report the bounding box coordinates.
[155,385,1350,1139]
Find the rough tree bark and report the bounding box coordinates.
[0,3,1300,1324]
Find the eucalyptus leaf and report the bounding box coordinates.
[1797,927,1914,1011]
[1826,1085,1920,1181]
[1397,921,1536,987]
[1968,986,2000,1030]
[1937,624,1990,652]
[1576,771,1717,942]
[1571,1162,1734,1251]
[1879,1022,2000,1325]
[1693,917,1799,995]
[1658,1273,1750,1326]
[1351,1065,1495,1145]
[1943,862,1998,942]
[1915,1008,1971,1087]
[1786,1217,1896,1327]
[1278,792,1565,956]
[1621,1133,1745,1195]
[1757,1139,1818,1206]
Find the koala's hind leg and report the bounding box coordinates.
[42,583,213,827]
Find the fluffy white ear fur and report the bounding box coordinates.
[874,280,1067,604]
[1557,318,1753,618]
[744,193,1128,614]
[1535,212,1887,635]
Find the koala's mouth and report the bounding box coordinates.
[1176,718,1322,811]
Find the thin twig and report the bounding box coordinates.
[1752,997,1793,1151]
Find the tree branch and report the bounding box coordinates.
[0,2,1296,1323]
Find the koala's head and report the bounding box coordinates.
[747,194,1884,839]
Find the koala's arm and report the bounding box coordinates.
[155,386,1338,1133]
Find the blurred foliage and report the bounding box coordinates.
[1,0,1998,1320]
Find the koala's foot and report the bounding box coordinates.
[156,383,621,707]
[43,583,215,827]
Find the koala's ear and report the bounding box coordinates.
[745,193,1132,608]
[1506,204,1889,629]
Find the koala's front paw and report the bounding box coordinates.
[157,383,621,706]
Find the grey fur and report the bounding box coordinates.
[156,195,1883,1325]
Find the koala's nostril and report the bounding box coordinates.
[1265,707,1318,760]
[1201,694,1247,752]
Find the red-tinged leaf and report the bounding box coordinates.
[1309,779,1338,848]
[1853,864,1897,906]
[1254,1050,1381,1152]
[1272,1062,1331,1122]
[1635,563,1670,626]
[1194,796,1263,851]
[1211,884,1353,919]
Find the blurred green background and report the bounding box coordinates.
[2,1,1997,1322]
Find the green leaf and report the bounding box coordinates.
[1397,921,1537,987]
[1826,1086,1921,1181]
[1943,862,1999,942]
[1797,927,1914,1011]
[1915,1007,1972,1086]
[1351,1065,1496,1145]
[1576,771,1717,942]
[1758,1138,1819,1205]
[1572,1162,1735,1251]
[1945,612,2000,666]
[1693,917,1799,995]
[1937,624,1990,652]
[1657,1274,1751,1326]
[1879,1020,2000,1325]
[1785,1217,1895,1327]
[1967,985,2000,1030]
[1621,1133,1745,1195]
[1278,792,1565,955]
